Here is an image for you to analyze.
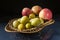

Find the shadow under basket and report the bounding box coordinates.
[5,18,55,33]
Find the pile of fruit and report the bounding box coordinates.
[13,5,52,31]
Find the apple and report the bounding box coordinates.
[17,18,21,23]
[39,8,52,20]
[18,24,25,30]
[13,20,20,28]
[29,18,34,22]
[29,13,35,19]
[20,16,29,24]
[39,18,44,24]
[31,5,42,15]
[22,8,32,16]
[25,23,32,29]
[31,18,40,26]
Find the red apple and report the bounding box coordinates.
[22,8,32,16]
[39,8,52,20]
[31,5,42,15]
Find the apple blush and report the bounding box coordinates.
[39,8,52,20]
[31,5,42,15]
[22,8,32,16]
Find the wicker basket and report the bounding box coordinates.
[5,18,55,33]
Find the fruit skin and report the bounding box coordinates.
[39,8,52,20]
[22,8,32,16]
[29,19,34,23]
[31,18,40,26]
[17,18,21,23]
[13,20,20,28]
[18,24,25,30]
[29,13,35,19]
[31,5,42,15]
[25,23,32,29]
[39,18,44,24]
[20,16,29,25]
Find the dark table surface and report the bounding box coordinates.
[0,19,60,40]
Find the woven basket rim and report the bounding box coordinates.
[5,18,55,33]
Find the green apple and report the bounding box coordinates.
[20,16,29,25]
[31,18,40,26]
[17,18,21,23]
[29,18,34,22]
[18,24,25,30]
[13,20,20,28]
[29,13,35,19]
[39,18,44,24]
[25,23,32,29]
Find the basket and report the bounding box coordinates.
[5,18,55,33]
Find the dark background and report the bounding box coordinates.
[0,0,60,22]
[0,0,60,40]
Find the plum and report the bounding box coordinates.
[29,13,35,19]
[25,23,32,29]
[13,20,20,28]
[18,24,25,30]
[17,18,21,23]
[31,18,40,26]
[20,16,29,24]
